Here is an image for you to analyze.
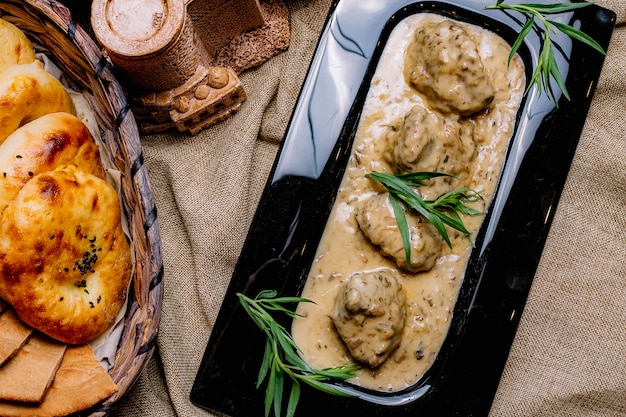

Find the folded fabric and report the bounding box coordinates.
[106,0,626,416]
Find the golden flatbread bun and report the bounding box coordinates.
[0,18,36,71]
[0,344,118,417]
[0,112,106,212]
[0,164,131,344]
[0,60,76,144]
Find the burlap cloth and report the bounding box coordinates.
[108,1,626,416]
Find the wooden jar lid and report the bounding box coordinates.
[91,0,212,92]
[91,0,185,58]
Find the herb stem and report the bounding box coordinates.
[238,290,359,417]
[486,1,606,102]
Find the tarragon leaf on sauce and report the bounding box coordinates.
[366,171,484,266]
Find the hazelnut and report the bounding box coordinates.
[208,67,229,89]
[175,96,190,113]
[195,84,210,100]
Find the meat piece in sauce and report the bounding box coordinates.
[330,270,406,367]
[404,20,495,116]
[386,105,475,197]
[355,192,442,272]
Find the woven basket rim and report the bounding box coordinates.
[0,0,164,415]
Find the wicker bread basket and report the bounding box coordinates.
[0,0,163,415]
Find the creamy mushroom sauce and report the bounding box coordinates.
[291,13,525,391]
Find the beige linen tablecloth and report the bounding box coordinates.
[109,1,626,416]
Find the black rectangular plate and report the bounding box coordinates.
[191,1,616,416]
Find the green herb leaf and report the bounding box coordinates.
[549,19,606,54]
[237,292,360,417]
[266,363,277,417]
[486,1,606,103]
[389,194,412,265]
[514,2,594,14]
[510,15,535,65]
[258,338,272,388]
[547,41,570,100]
[366,171,483,251]
[286,381,300,417]
[273,367,284,417]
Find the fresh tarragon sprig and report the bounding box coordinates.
[486,1,606,102]
[237,290,359,417]
[366,172,483,264]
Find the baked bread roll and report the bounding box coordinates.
[0,164,131,344]
[0,112,105,212]
[0,60,76,144]
[0,18,36,71]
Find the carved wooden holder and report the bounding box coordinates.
[91,0,290,135]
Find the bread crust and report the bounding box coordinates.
[0,61,76,144]
[0,343,119,416]
[0,18,36,71]
[0,165,131,344]
[0,112,105,212]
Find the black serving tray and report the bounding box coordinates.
[191,1,616,416]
